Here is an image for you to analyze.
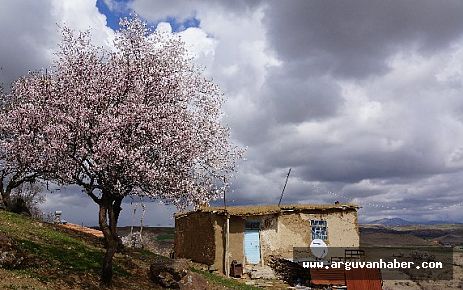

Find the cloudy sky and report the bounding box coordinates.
[2,0,463,226]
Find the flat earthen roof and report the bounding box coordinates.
[176,203,359,217]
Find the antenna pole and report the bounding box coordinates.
[278,168,292,207]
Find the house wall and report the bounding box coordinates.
[259,213,308,261]
[176,209,359,274]
[229,216,245,264]
[213,215,245,273]
[213,216,224,272]
[174,212,216,265]
[259,210,360,262]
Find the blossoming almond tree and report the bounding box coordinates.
[3,17,242,285]
[0,90,40,213]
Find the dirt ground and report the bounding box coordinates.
[383,252,463,290]
[0,267,50,290]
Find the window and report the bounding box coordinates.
[311,220,328,241]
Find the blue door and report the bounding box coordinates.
[244,229,261,264]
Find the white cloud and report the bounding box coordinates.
[178,27,217,67]
[51,0,114,48]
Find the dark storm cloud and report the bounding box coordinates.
[342,172,463,222]
[262,139,447,183]
[264,0,463,78]
[0,1,55,87]
[220,0,463,211]
[42,186,177,226]
[0,1,112,89]
[263,67,343,123]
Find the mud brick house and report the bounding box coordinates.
[174,204,360,274]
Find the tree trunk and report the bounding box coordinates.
[101,238,117,286]
[99,193,122,287]
[1,172,18,210]
[112,197,124,252]
[1,188,12,210]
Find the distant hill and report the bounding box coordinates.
[366,217,461,226]
[368,217,413,226]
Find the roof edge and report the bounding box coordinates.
[175,203,360,218]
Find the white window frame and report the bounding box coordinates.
[311,220,328,241]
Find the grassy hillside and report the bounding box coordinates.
[0,210,259,290]
[0,209,153,289]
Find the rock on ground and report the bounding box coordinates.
[149,258,220,289]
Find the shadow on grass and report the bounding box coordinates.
[18,239,102,272]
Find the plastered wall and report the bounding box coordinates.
[259,210,360,262]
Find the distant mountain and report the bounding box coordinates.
[365,217,462,226]
[368,218,413,226]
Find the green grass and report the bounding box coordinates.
[0,210,105,274]
[155,228,175,241]
[0,210,134,279]
[191,268,261,290]
[131,248,170,263]
[156,233,175,241]
[18,239,102,272]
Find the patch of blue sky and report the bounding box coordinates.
[157,16,200,32]
[96,0,130,31]
[96,0,200,32]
